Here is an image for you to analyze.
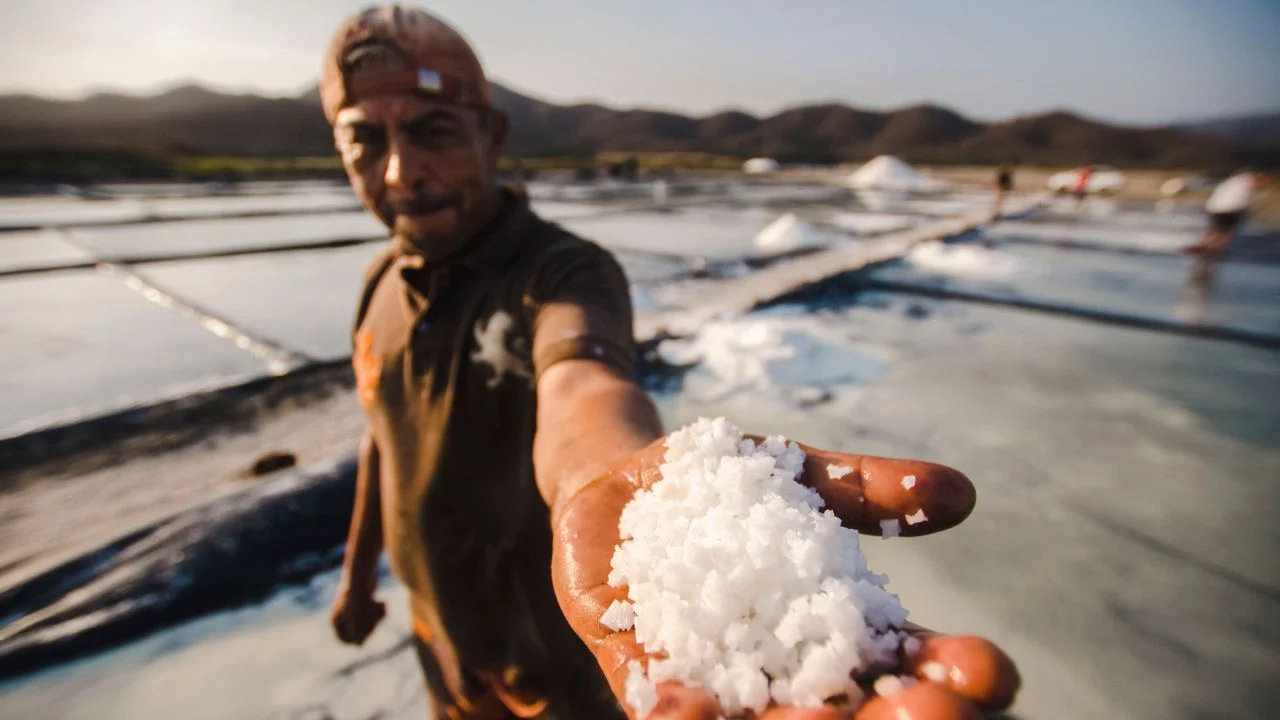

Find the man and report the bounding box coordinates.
[1185,169,1264,259]
[1072,166,1092,209]
[323,6,1020,719]
[992,162,1014,219]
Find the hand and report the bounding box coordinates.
[551,437,1020,720]
[330,580,386,647]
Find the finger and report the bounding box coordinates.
[798,448,976,536]
[645,682,720,720]
[855,682,982,720]
[902,634,1020,711]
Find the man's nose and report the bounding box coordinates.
[384,139,426,194]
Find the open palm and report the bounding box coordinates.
[551,438,1020,720]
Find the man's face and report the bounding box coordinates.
[334,95,508,259]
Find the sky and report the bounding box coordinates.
[0,0,1277,124]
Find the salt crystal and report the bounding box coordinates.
[880,519,901,538]
[920,660,948,683]
[902,635,923,656]
[610,418,908,715]
[901,474,917,490]
[624,660,658,718]
[599,599,635,631]
[873,674,905,697]
[905,509,928,526]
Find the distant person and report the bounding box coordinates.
[1073,166,1093,208]
[321,6,1019,719]
[993,162,1015,218]
[1184,169,1265,258]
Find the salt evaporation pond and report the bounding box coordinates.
[0,269,270,438]
[869,233,1280,340]
[0,229,95,274]
[4,287,1278,720]
[2,186,1279,720]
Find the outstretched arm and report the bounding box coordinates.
[533,359,663,526]
[525,243,1019,718]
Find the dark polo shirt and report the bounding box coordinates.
[351,187,632,716]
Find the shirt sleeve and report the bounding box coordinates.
[527,239,636,382]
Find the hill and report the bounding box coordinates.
[0,82,1270,171]
[1175,111,1280,151]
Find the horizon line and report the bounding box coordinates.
[2,77,1278,130]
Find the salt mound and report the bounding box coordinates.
[754,213,824,254]
[743,157,781,175]
[846,155,945,192]
[607,418,909,717]
[906,241,1026,278]
[656,318,888,401]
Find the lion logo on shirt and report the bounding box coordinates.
[471,311,532,389]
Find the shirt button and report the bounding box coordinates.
[414,319,431,336]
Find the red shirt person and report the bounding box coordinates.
[321,6,1020,719]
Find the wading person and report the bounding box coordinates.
[323,6,1020,719]
[1072,166,1092,209]
[1185,169,1264,258]
[992,162,1014,219]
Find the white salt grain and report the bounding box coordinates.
[599,599,635,632]
[905,509,928,526]
[920,660,949,683]
[873,674,905,697]
[880,519,901,539]
[901,474,917,490]
[625,660,658,718]
[827,464,854,479]
[902,635,923,657]
[610,418,908,716]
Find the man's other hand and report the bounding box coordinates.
[330,583,386,646]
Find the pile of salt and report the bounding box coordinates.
[603,417,910,717]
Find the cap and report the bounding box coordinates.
[320,5,493,124]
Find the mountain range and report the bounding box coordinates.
[1,82,1275,170]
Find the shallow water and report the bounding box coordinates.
[0,269,267,438]
[871,239,1280,339]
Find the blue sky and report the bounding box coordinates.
[0,0,1276,124]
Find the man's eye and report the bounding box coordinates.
[351,125,386,147]
[409,119,464,145]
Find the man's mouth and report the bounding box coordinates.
[384,194,456,220]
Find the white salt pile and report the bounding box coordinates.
[605,417,909,717]
[743,157,781,175]
[905,241,1027,279]
[753,213,825,254]
[845,155,947,193]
